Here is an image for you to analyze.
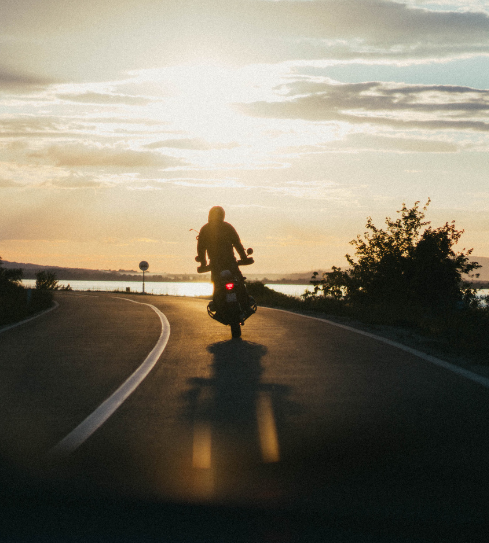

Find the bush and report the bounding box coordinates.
[35,270,59,291]
[0,257,56,325]
[306,200,481,312]
[299,202,488,362]
[0,257,26,325]
[0,258,23,293]
[245,280,349,315]
[246,281,296,307]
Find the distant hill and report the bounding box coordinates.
[266,256,489,283]
[261,256,489,284]
[2,257,488,283]
[1,260,316,283]
[1,261,157,282]
[2,261,97,273]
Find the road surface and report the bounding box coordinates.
[1,291,489,540]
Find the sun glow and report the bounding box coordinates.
[141,62,275,144]
[129,62,344,170]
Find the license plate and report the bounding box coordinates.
[226,292,237,302]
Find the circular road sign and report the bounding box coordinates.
[139,261,149,272]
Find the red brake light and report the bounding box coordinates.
[225,282,234,290]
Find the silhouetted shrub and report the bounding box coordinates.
[245,281,349,315]
[305,200,481,312]
[299,202,488,362]
[0,257,26,325]
[246,281,301,309]
[0,257,55,325]
[35,270,59,291]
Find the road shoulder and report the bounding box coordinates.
[261,304,489,379]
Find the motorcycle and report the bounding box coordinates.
[196,248,257,338]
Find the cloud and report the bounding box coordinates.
[0,117,84,139]
[145,138,239,151]
[0,67,53,91]
[57,92,152,106]
[42,174,115,190]
[404,0,489,14]
[31,144,186,168]
[171,178,244,188]
[2,1,489,83]
[0,178,22,188]
[334,133,459,153]
[279,133,460,154]
[124,176,246,190]
[238,80,489,131]
[247,179,356,201]
[263,1,489,63]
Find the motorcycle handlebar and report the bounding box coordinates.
[237,257,254,266]
[196,256,254,274]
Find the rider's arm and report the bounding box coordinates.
[228,224,247,261]
[196,226,208,264]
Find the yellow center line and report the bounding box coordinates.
[257,392,280,463]
[192,422,212,470]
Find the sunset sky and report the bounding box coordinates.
[1,0,489,274]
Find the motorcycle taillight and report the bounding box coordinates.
[225,282,235,290]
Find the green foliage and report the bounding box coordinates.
[245,280,349,315]
[59,283,73,291]
[0,257,23,293]
[246,281,295,307]
[35,270,59,290]
[299,202,489,362]
[0,256,27,325]
[306,200,481,311]
[0,257,55,325]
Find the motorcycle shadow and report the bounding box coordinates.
[181,340,300,501]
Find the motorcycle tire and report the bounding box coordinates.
[230,322,241,339]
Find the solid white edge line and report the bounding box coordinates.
[0,302,59,335]
[267,307,489,390]
[47,297,170,458]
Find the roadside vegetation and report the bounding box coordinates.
[0,258,70,326]
[247,201,489,363]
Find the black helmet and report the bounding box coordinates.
[208,206,225,222]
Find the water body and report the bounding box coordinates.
[21,279,313,298]
[20,279,488,301]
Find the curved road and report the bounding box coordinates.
[1,291,489,538]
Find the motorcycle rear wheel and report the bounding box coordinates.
[230,322,241,338]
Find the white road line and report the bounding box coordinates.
[48,298,170,458]
[0,302,59,335]
[268,307,489,390]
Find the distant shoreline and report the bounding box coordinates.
[5,260,488,287]
[19,273,311,285]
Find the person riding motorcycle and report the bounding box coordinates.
[196,206,251,313]
[197,206,247,279]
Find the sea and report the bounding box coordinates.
[20,279,489,302]
[20,279,313,298]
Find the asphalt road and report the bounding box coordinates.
[2,291,489,540]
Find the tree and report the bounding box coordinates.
[307,200,481,311]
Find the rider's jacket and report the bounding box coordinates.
[197,220,247,273]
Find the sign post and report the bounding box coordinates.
[139,261,149,294]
